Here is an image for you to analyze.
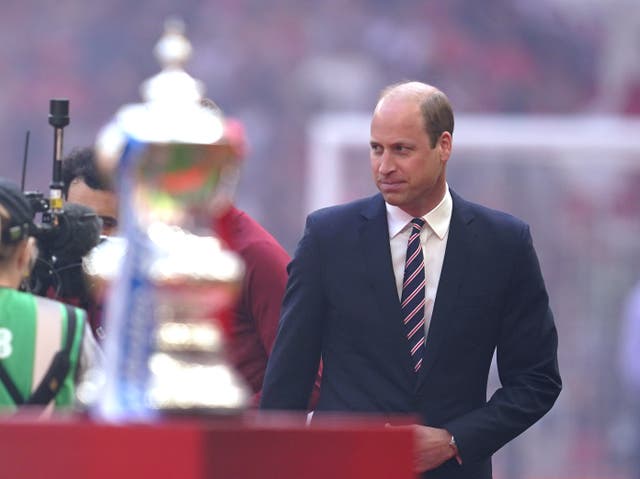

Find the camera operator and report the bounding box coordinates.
[0,178,100,414]
[47,146,119,342]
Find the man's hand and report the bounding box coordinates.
[387,424,457,473]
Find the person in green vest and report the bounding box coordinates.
[0,177,100,414]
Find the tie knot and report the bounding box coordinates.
[411,218,425,230]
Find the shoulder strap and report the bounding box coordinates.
[0,360,25,405]
[26,305,78,405]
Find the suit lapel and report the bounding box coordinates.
[416,191,476,389]
[359,195,415,375]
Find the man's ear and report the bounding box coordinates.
[438,131,452,165]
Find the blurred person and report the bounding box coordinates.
[619,280,640,477]
[62,147,118,237]
[214,114,319,407]
[260,81,561,478]
[0,178,100,413]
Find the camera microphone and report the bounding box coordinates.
[48,99,69,218]
[48,99,70,129]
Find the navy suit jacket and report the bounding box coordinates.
[261,191,561,479]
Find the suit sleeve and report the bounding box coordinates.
[260,215,326,410]
[444,224,562,463]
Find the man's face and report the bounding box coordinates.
[67,178,119,236]
[369,95,450,217]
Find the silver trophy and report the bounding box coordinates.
[85,19,250,420]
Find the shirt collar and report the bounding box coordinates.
[386,184,452,240]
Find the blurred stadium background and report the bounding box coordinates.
[1,1,639,477]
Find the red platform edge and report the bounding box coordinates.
[0,412,415,479]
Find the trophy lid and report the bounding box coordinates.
[96,18,227,167]
[141,17,202,105]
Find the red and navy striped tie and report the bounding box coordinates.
[401,217,426,373]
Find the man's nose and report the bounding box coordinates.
[378,151,395,174]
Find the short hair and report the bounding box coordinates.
[61,147,113,198]
[379,81,455,148]
[420,91,454,148]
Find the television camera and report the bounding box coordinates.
[22,99,102,303]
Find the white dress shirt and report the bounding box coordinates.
[386,185,452,337]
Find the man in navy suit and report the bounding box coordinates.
[260,81,561,478]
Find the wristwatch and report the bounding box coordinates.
[449,435,457,449]
[449,435,462,465]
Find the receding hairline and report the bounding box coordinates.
[376,81,442,107]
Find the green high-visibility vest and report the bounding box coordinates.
[0,288,85,410]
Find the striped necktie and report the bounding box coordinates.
[400,217,426,373]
